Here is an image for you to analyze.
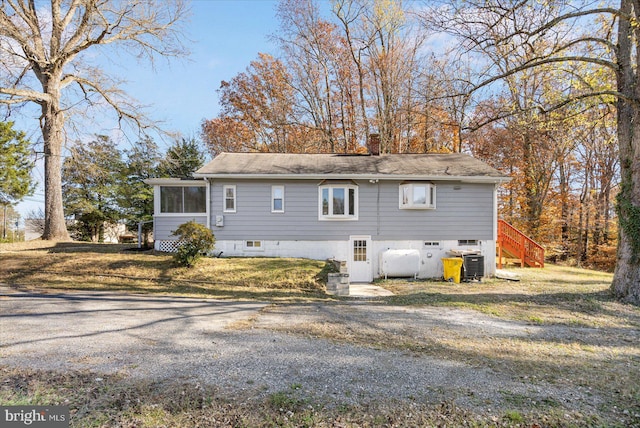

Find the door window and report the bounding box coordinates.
[353,239,367,262]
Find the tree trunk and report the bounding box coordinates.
[611,108,640,304]
[41,95,70,241]
[582,199,590,263]
[559,161,570,261]
[611,0,640,304]
[604,186,611,244]
[612,204,640,304]
[523,132,541,235]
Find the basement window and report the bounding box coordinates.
[458,239,478,246]
[245,240,263,251]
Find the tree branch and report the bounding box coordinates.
[61,0,188,64]
[0,4,43,65]
[68,75,154,131]
[469,55,617,96]
[0,87,50,104]
[525,7,628,40]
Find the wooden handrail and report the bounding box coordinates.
[497,219,545,268]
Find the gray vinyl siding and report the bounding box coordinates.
[154,215,207,240]
[209,179,494,241]
[378,181,493,239]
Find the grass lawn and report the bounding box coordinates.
[381,265,623,327]
[1,241,639,427]
[0,240,329,301]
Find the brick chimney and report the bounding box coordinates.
[369,133,380,156]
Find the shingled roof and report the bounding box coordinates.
[195,153,510,183]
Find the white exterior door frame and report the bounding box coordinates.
[349,235,373,283]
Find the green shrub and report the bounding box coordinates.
[171,221,215,267]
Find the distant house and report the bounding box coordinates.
[146,149,510,281]
[24,217,128,243]
[24,217,44,241]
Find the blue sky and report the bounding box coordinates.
[116,0,281,144]
[125,0,280,140]
[17,0,281,217]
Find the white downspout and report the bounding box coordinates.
[205,178,211,229]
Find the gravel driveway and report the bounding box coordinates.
[0,286,599,414]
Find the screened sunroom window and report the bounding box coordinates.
[160,186,206,213]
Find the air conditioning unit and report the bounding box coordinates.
[463,255,484,281]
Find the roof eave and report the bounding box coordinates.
[192,173,511,184]
[144,178,207,185]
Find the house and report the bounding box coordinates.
[145,148,510,282]
[23,217,130,243]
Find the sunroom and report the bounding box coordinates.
[144,178,210,252]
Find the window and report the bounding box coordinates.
[319,184,358,220]
[184,186,206,213]
[245,240,263,251]
[160,186,206,214]
[424,241,440,247]
[458,239,478,246]
[272,186,284,213]
[399,182,436,209]
[353,239,367,261]
[224,185,236,213]
[161,187,183,213]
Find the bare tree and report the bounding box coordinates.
[25,207,45,238]
[332,0,426,153]
[424,1,638,303]
[277,0,340,152]
[0,0,189,240]
[333,0,373,147]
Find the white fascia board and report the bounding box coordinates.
[144,178,207,186]
[192,173,511,184]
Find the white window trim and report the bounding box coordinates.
[223,185,237,213]
[399,182,436,210]
[318,184,359,221]
[244,240,264,251]
[154,183,208,217]
[271,185,285,213]
[155,212,209,218]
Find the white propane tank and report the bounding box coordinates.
[380,249,420,279]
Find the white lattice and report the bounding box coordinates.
[158,240,181,253]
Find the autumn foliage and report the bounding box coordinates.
[201,0,619,271]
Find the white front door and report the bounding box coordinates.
[349,236,373,283]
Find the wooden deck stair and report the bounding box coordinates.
[497,219,545,268]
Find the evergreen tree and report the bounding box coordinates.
[0,121,34,204]
[157,137,206,178]
[62,136,125,242]
[120,137,162,247]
